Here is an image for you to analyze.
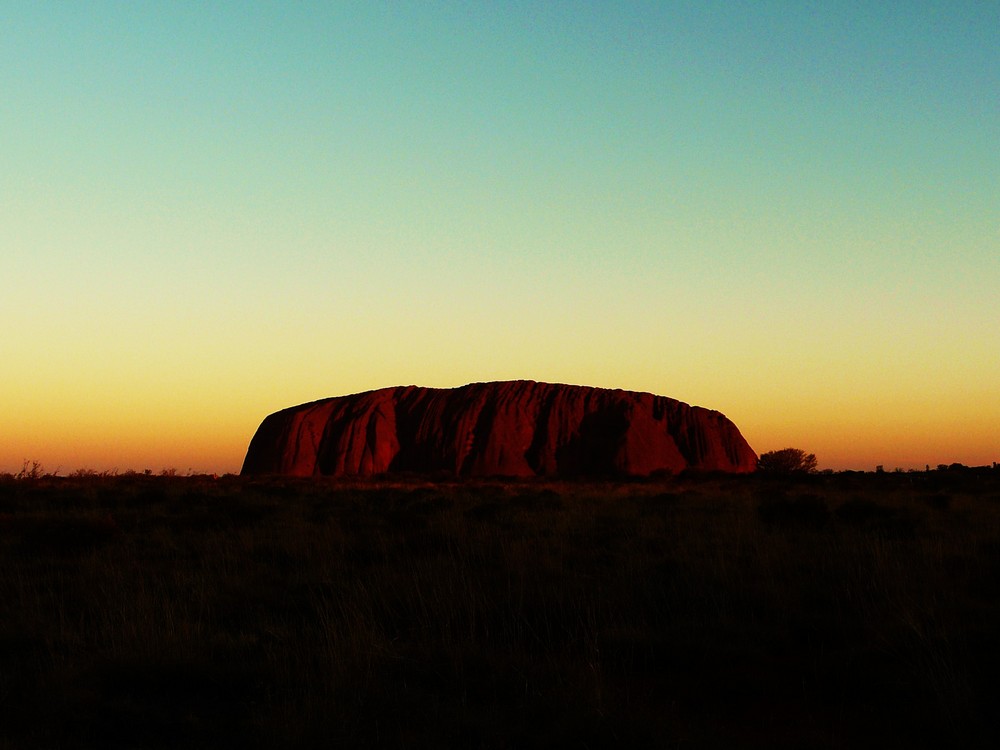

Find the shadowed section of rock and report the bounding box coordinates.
[241,381,758,477]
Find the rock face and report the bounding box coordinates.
[241,381,757,477]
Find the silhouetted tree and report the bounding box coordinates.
[757,448,817,474]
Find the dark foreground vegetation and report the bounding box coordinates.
[2,469,1000,749]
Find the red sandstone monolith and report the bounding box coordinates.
[241,381,757,477]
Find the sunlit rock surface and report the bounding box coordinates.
[241,381,757,477]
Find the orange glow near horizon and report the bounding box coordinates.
[2,4,997,476]
[3,376,997,476]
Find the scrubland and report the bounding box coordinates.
[2,469,999,748]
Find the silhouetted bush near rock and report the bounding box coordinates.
[757,447,818,473]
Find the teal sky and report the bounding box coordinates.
[3,1,998,473]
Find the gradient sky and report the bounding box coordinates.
[3,1,998,474]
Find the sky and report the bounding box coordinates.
[2,1,998,474]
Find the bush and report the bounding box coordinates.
[757,448,817,474]
[14,460,44,481]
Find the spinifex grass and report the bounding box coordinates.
[1,470,999,748]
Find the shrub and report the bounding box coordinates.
[757,448,817,474]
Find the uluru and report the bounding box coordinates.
[241,381,757,477]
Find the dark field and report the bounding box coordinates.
[2,470,1000,749]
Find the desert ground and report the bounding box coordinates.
[2,468,999,748]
